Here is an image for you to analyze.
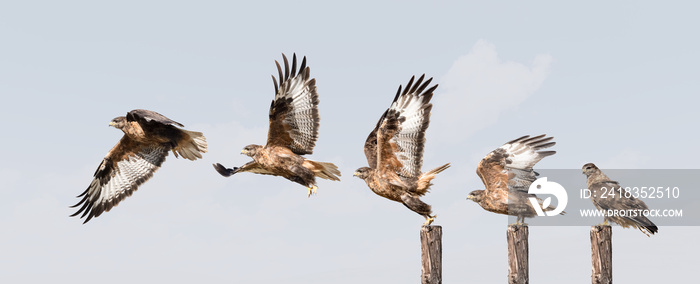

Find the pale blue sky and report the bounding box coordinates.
[1,1,698,283]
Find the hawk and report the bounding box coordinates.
[213,53,340,196]
[582,163,658,236]
[467,135,562,224]
[353,75,450,226]
[71,109,208,223]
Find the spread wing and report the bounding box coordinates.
[127,109,207,161]
[363,109,387,169]
[214,160,278,177]
[71,136,169,223]
[374,75,437,179]
[476,147,510,197]
[266,53,319,155]
[127,109,184,127]
[477,135,556,196]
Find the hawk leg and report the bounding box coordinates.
[400,193,434,225]
[509,215,528,226]
[423,214,437,227]
[307,185,318,198]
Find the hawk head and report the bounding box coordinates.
[582,163,599,177]
[466,190,484,203]
[353,167,372,180]
[241,144,262,157]
[109,116,127,129]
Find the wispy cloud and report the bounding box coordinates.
[432,39,553,143]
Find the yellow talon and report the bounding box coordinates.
[423,215,436,226]
[307,185,318,197]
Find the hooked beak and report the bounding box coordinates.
[109,121,116,127]
[353,171,360,177]
[241,149,249,155]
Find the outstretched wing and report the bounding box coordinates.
[127,109,184,127]
[375,75,437,179]
[213,161,277,177]
[266,53,320,155]
[477,135,556,196]
[128,109,207,161]
[363,109,387,169]
[71,136,169,223]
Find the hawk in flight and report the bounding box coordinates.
[467,135,562,224]
[71,109,207,223]
[213,54,340,196]
[354,75,450,226]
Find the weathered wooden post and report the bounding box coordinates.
[591,225,612,284]
[507,224,528,284]
[420,225,442,284]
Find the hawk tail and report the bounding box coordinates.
[416,163,450,195]
[634,216,659,236]
[174,130,208,161]
[543,204,566,215]
[641,224,659,236]
[305,160,341,181]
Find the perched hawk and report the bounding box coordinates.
[467,135,562,224]
[213,53,340,196]
[353,75,450,226]
[582,163,658,236]
[71,109,208,223]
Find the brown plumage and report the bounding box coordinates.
[71,109,207,223]
[353,75,450,226]
[583,163,658,236]
[213,53,340,196]
[467,135,561,224]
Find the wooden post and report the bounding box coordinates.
[507,224,528,284]
[420,225,442,284]
[591,225,612,284]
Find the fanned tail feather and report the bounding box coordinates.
[305,160,341,181]
[416,163,450,195]
[174,130,208,160]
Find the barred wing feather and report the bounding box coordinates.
[266,53,320,155]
